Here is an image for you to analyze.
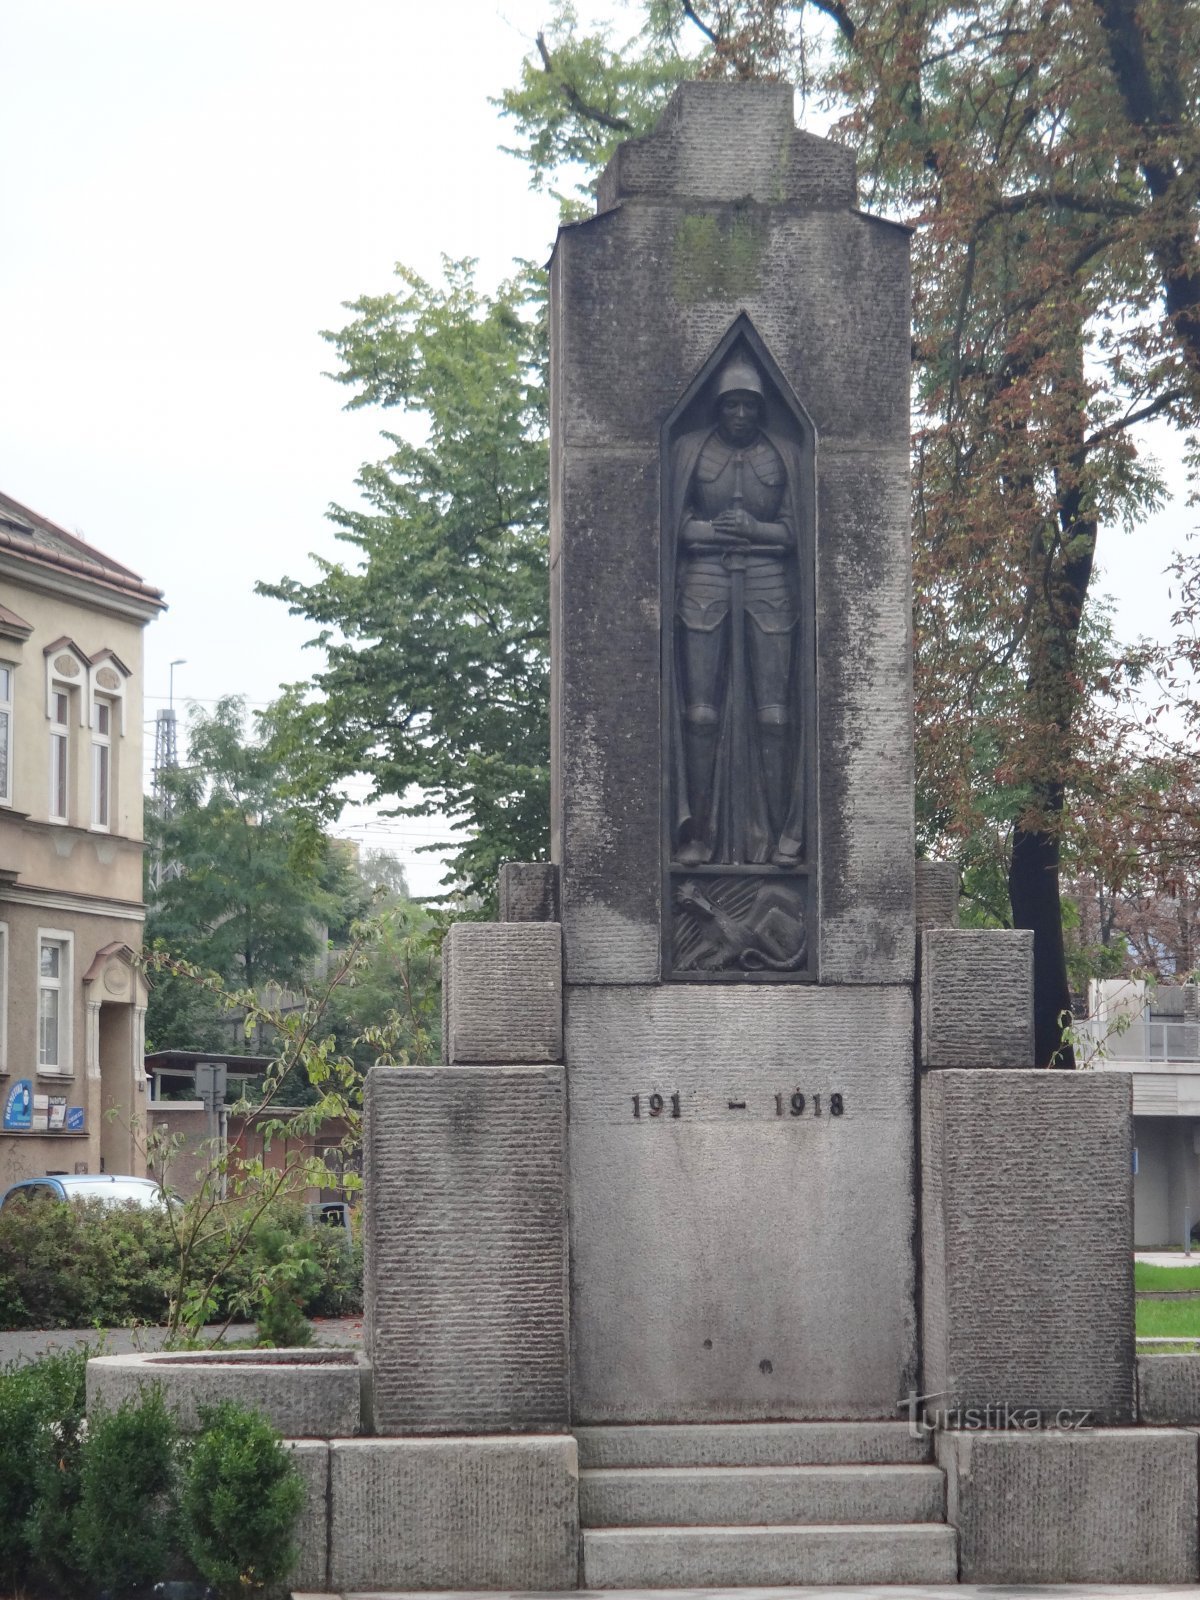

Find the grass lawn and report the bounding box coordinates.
[1136,1262,1200,1291]
[1137,1298,1200,1340]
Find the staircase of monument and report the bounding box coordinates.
[576,1421,958,1587]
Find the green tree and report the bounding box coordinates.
[146,696,367,1048]
[260,261,551,904]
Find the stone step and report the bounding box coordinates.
[580,1463,945,1528]
[575,1421,933,1469]
[582,1522,959,1588]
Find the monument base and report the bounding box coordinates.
[327,1435,579,1592]
[938,1426,1198,1583]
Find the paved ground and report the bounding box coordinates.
[293,1588,1200,1599]
[1138,1251,1200,1267]
[0,1315,363,1364]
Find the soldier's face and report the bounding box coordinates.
[718,391,761,445]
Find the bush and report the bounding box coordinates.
[0,1196,362,1332]
[74,1387,181,1597]
[0,1348,88,1595]
[250,1227,320,1347]
[180,1401,304,1598]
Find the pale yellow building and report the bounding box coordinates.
[0,490,164,1186]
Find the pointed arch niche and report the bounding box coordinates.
[660,314,818,982]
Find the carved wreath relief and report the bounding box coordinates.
[664,326,814,979]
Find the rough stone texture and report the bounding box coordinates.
[938,1427,1198,1583]
[442,921,562,1063]
[921,1070,1135,1422]
[286,1440,329,1593]
[579,1464,945,1527]
[363,1065,569,1434]
[915,860,959,933]
[567,985,917,1421]
[85,1350,361,1437]
[1138,1353,1200,1423]
[581,1524,958,1587]
[597,82,858,213]
[550,84,913,986]
[328,1436,579,1592]
[499,861,559,923]
[920,928,1034,1067]
[576,1421,932,1467]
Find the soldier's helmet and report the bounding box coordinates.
[714,354,765,402]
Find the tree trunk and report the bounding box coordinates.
[1010,783,1076,1068]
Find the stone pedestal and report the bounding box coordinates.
[552,80,915,1425]
[363,1065,569,1435]
[921,1069,1135,1422]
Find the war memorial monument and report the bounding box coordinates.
[90,81,1200,1591]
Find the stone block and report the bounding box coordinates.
[915,859,959,932]
[920,927,1034,1066]
[922,1069,1135,1422]
[499,860,559,922]
[443,921,561,1063]
[328,1435,579,1592]
[1138,1353,1200,1423]
[597,82,857,213]
[285,1440,329,1592]
[86,1350,361,1437]
[938,1427,1198,1583]
[363,1064,569,1434]
[567,984,917,1421]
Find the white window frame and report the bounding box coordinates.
[36,929,73,1076]
[91,695,112,831]
[0,922,8,1073]
[0,665,12,808]
[49,688,70,823]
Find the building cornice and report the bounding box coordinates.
[0,550,165,626]
[0,881,146,922]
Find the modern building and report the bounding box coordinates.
[1085,976,1200,1247]
[0,489,164,1186]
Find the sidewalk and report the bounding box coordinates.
[0,1315,363,1365]
[294,1587,1200,1599]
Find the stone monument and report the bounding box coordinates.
[94,82,1199,1595]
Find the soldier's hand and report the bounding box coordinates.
[712,508,756,538]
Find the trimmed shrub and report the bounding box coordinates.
[180,1401,304,1598]
[0,1347,88,1595]
[74,1386,181,1596]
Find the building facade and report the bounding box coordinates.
[1087,977,1200,1247]
[0,490,164,1186]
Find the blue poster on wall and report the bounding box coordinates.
[3,1080,32,1131]
[65,1107,84,1132]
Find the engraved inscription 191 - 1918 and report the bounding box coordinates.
[664,322,815,980]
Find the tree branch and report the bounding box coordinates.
[679,1,720,47]
[535,33,633,134]
[806,0,857,42]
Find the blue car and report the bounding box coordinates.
[0,1175,170,1211]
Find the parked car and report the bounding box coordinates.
[0,1174,171,1211]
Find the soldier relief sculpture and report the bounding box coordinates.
[665,335,813,979]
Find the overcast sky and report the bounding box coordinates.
[1,1,1191,893]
